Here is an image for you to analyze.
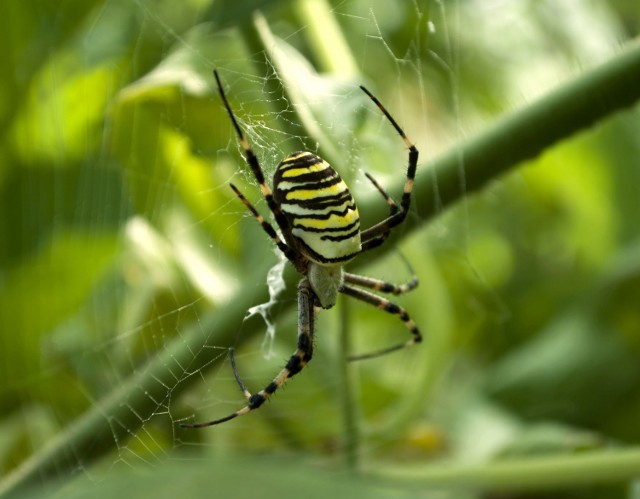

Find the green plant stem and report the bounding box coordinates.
[2,37,640,499]
[293,0,358,77]
[338,295,360,472]
[375,448,640,493]
[243,11,345,165]
[399,37,640,231]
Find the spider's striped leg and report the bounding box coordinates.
[365,171,400,217]
[214,69,293,241]
[180,279,316,428]
[339,284,421,361]
[345,250,418,293]
[360,172,399,253]
[359,85,418,244]
[343,272,418,296]
[229,183,298,264]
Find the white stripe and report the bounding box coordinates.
[276,177,340,191]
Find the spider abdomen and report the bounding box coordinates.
[273,151,361,265]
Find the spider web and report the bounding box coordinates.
[1,0,637,495]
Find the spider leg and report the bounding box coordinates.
[343,272,418,296]
[364,171,400,217]
[346,249,418,293]
[339,284,421,361]
[214,69,293,241]
[360,172,399,253]
[358,85,418,245]
[229,182,298,264]
[180,278,316,428]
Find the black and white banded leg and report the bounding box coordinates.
[340,273,421,361]
[181,279,316,428]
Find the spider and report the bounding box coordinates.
[180,70,421,428]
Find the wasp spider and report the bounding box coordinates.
[181,70,421,428]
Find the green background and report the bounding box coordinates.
[2,1,640,497]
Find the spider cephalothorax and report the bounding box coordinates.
[180,70,421,428]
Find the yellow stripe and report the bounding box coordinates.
[280,152,313,164]
[285,182,346,201]
[295,210,359,230]
[281,163,330,178]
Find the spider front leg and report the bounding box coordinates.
[358,84,418,245]
[214,69,293,243]
[228,182,299,265]
[180,278,316,428]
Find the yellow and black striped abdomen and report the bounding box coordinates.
[273,152,361,265]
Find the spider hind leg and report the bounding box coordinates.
[180,279,316,428]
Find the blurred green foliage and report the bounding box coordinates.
[1,0,640,498]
